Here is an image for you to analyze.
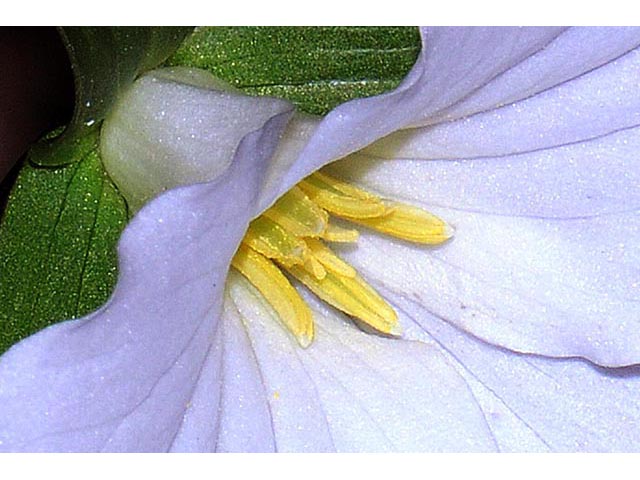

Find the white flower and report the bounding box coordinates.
[1,27,639,452]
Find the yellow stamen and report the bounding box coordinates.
[310,171,379,201]
[302,251,327,280]
[242,216,307,267]
[263,186,328,237]
[284,263,399,336]
[231,170,452,347]
[345,203,454,245]
[231,244,314,347]
[299,172,387,218]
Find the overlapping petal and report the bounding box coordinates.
[269,27,640,199]
[260,27,569,204]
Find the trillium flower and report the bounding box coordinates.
[1,26,640,452]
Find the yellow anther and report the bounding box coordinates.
[284,262,400,336]
[299,172,387,219]
[232,244,314,347]
[230,168,452,347]
[305,238,356,278]
[347,203,454,245]
[263,186,328,237]
[242,216,307,267]
[320,223,360,243]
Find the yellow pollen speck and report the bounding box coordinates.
[231,170,452,347]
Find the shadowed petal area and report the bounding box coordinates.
[0,108,293,452]
[217,272,497,452]
[384,291,640,452]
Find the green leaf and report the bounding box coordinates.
[167,26,421,115]
[0,27,191,352]
[0,131,128,353]
[30,26,193,167]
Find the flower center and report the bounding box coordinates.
[231,171,452,347]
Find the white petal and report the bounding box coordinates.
[326,34,640,366]
[406,27,565,125]
[170,305,277,452]
[223,271,497,452]
[385,291,640,452]
[0,106,293,452]
[327,183,639,367]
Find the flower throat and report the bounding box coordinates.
[231,171,452,347]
